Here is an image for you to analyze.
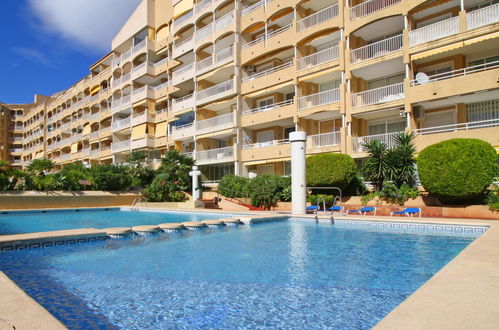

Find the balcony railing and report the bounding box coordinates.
[297,4,339,32]
[267,23,292,39]
[350,0,401,21]
[242,0,263,16]
[352,131,402,152]
[414,118,499,135]
[111,95,131,112]
[90,149,100,158]
[242,61,293,82]
[112,140,130,153]
[298,88,340,110]
[196,146,234,162]
[243,138,289,149]
[411,60,499,86]
[350,34,402,63]
[172,93,195,113]
[60,154,71,161]
[243,99,294,116]
[89,131,100,140]
[174,10,193,29]
[132,39,147,54]
[409,16,460,46]
[131,112,153,126]
[196,79,234,103]
[307,131,341,149]
[174,36,193,50]
[214,11,234,32]
[196,112,234,134]
[195,23,213,42]
[297,46,339,70]
[196,47,233,74]
[242,35,265,50]
[111,117,131,131]
[173,63,195,80]
[467,4,499,30]
[351,83,404,108]
[131,134,155,150]
[170,123,195,140]
[195,0,212,14]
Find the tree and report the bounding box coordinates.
[361,139,388,191]
[89,164,132,191]
[27,158,54,176]
[126,151,155,188]
[157,150,195,192]
[58,162,91,191]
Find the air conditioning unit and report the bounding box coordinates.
[245,65,255,72]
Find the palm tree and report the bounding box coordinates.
[362,139,388,191]
[0,160,9,173]
[393,132,417,187]
[27,158,54,176]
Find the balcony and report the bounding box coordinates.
[195,23,213,43]
[352,131,402,152]
[243,138,289,149]
[242,23,293,50]
[196,79,234,105]
[132,62,153,79]
[411,60,499,86]
[243,99,294,116]
[131,86,154,103]
[173,11,193,31]
[111,95,132,113]
[172,93,195,113]
[350,34,402,64]
[112,140,130,153]
[297,4,339,32]
[8,148,23,154]
[170,123,195,141]
[307,131,341,150]
[298,46,339,71]
[131,112,154,126]
[132,39,147,55]
[195,0,212,17]
[112,73,131,89]
[196,146,234,164]
[351,83,404,108]
[112,49,132,68]
[100,146,112,158]
[409,16,460,46]
[131,134,155,150]
[173,36,194,58]
[172,63,195,85]
[298,88,340,111]
[242,61,293,83]
[414,118,499,136]
[89,131,100,140]
[214,11,234,34]
[467,4,499,30]
[111,117,131,132]
[196,113,234,135]
[242,1,264,16]
[60,154,71,162]
[89,149,100,159]
[196,47,233,75]
[350,0,401,21]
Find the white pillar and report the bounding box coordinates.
[290,131,307,215]
[189,165,201,200]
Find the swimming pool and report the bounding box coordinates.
[0,219,481,329]
[0,209,240,235]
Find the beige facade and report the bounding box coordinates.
[3,0,499,182]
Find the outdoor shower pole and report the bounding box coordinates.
[290,131,307,215]
[189,166,201,201]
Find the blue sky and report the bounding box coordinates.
[0,0,140,104]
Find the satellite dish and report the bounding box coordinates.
[415,72,429,85]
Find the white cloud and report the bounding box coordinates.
[12,47,54,67]
[28,0,141,53]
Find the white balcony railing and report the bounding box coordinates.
[89,131,99,140]
[170,123,195,140]
[196,146,234,163]
[131,134,155,150]
[267,23,292,39]
[298,88,340,110]
[350,34,402,63]
[111,117,131,131]
[173,62,195,82]
[174,36,193,50]
[242,35,265,50]
[172,93,195,113]
[195,0,212,14]
[196,47,234,74]
[351,83,404,108]
[242,0,263,16]
[411,60,499,86]
[131,112,153,126]
[196,79,234,103]
[60,154,71,161]
[243,61,293,83]
[111,95,131,112]
[174,10,193,29]
[352,131,402,152]
[112,140,130,153]
[350,0,401,21]
[307,131,341,149]
[195,23,213,42]
[196,112,234,134]
[409,16,460,46]
[414,118,499,135]
[132,39,147,55]
[297,4,339,31]
[90,149,100,158]
[214,11,234,32]
[467,4,499,30]
[243,139,290,149]
[297,46,339,70]
[243,99,294,116]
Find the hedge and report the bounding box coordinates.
[417,138,497,204]
[306,153,357,191]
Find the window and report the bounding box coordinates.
[283,126,295,139]
[256,130,274,145]
[368,120,405,135]
[284,161,291,176]
[257,97,274,109]
[367,73,404,89]
[416,13,452,28]
[285,92,295,101]
[468,0,499,12]
[468,55,499,68]
[424,67,452,78]
[466,99,499,122]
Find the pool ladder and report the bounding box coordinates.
[131,197,143,211]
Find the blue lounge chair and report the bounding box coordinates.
[306,205,320,212]
[348,206,376,215]
[391,207,421,217]
[328,205,344,215]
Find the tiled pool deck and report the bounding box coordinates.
[0,207,498,329]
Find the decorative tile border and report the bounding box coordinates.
[0,207,119,216]
[289,217,488,236]
[0,236,107,252]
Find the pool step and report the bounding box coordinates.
[132,225,160,235]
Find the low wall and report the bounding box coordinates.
[0,191,140,210]
[140,201,195,209]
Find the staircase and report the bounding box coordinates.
[201,198,222,210]
[223,197,265,211]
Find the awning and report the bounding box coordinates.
[298,67,340,82]
[91,86,101,95]
[82,124,91,135]
[173,0,193,18]
[147,122,155,136]
[196,128,235,140]
[70,143,79,153]
[244,157,291,166]
[156,122,168,137]
[411,42,464,61]
[243,81,293,98]
[131,123,146,140]
[464,32,499,46]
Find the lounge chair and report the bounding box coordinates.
[348,206,376,215]
[328,205,344,216]
[391,207,421,217]
[306,205,320,213]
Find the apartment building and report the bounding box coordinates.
[0,102,25,168]
[3,0,499,184]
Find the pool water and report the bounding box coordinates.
[0,209,237,235]
[0,220,477,329]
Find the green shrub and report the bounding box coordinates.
[418,139,497,204]
[378,182,419,205]
[144,173,188,202]
[489,202,499,212]
[361,192,377,206]
[247,174,290,209]
[278,176,291,202]
[58,163,90,191]
[218,174,250,198]
[24,174,59,191]
[307,194,336,207]
[89,165,132,191]
[306,153,357,191]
